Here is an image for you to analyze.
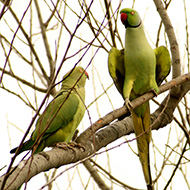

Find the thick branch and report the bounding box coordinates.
[0,72,189,190]
[76,72,190,144]
[153,0,181,80]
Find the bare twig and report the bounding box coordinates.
[34,0,55,82]
[0,1,32,85]
[163,140,188,190]
[8,7,49,82]
[104,0,116,47]
[83,160,110,190]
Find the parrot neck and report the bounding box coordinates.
[61,79,78,91]
[62,83,85,101]
[125,24,151,50]
[76,86,85,101]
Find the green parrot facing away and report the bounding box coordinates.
[11,66,89,155]
[108,8,171,190]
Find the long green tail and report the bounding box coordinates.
[131,102,154,190]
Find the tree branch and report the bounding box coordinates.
[104,0,116,47]
[153,0,181,80]
[8,7,49,83]
[34,0,55,82]
[83,160,110,190]
[0,68,47,93]
[76,72,190,144]
[163,140,188,190]
[0,72,189,190]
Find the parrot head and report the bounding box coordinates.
[120,8,141,28]
[62,66,89,89]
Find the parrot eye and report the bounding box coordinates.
[79,68,83,73]
[131,11,135,15]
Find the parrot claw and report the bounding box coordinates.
[69,142,85,151]
[124,98,133,111]
[72,129,79,141]
[148,88,158,96]
[54,142,68,150]
[55,142,85,152]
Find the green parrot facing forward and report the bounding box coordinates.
[108,8,171,190]
[11,66,89,155]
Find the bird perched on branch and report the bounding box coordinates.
[11,66,89,154]
[108,8,171,190]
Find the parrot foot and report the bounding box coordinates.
[72,129,79,141]
[68,142,85,152]
[55,142,85,152]
[148,88,158,96]
[124,98,133,111]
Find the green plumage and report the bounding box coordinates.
[108,48,125,97]
[154,46,171,86]
[11,66,88,154]
[108,8,171,190]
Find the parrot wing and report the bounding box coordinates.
[10,91,83,154]
[33,90,80,141]
[108,47,132,120]
[154,46,171,86]
[108,47,125,98]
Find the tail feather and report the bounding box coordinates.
[131,103,153,189]
[10,139,35,154]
